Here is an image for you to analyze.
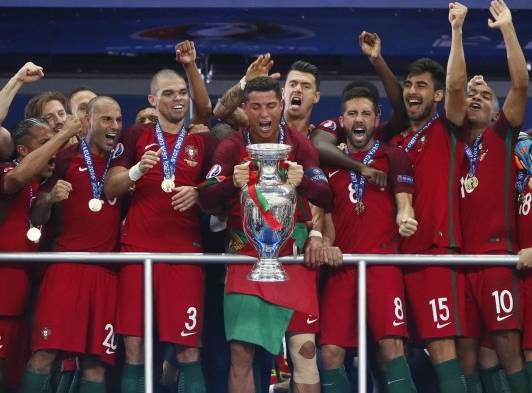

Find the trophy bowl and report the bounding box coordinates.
[241,143,296,282]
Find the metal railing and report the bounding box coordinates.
[0,252,519,393]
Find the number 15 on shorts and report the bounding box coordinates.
[429,297,452,329]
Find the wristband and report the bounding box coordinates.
[309,230,323,239]
[128,162,144,182]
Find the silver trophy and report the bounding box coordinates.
[241,143,296,282]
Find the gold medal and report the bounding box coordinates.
[464,174,478,192]
[26,226,42,243]
[161,177,175,193]
[88,198,103,212]
[355,201,365,215]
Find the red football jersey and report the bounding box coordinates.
[40,144,121,252]
[112,124,216,252]
[0,162,39,315]
[0,162,39,252]
[460,113,520,253]
[324,143,414,253]
[390,115,464,253]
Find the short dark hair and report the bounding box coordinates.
[342,79,379,99]
[11,118,48,146]
[243,76,282,102]
[288,60,320,90]
[150,69,185,95]
[406,58,445,91]
[68,86,96,101]
[341,86,380,114]
[24,91,68,119]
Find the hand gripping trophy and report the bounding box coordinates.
[241,143,296,281]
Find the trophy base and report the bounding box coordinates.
[247,259,288,282]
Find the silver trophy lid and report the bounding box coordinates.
[246,143,292,160]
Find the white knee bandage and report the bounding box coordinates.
[287,333,320,384]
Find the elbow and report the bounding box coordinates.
[512,77,529,92]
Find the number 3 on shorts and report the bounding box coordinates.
[184,306,197,331]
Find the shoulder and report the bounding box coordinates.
[121,123,152,143]
[56,143,80,164]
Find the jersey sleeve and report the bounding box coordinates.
[294,133,333,212]
[198,136,241,211]
[111,124,144,169]
[385,145,415,195]
[315,118,341,140]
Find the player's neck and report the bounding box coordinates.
[159,117,184,134]
[469,125,486,143]
[85,136,106,158]
[285,111,311,135]
[249,127,280,144]
[408,108,437,132]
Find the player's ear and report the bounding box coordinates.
[148,95,157,107]
[339,116,345,129]
[434,89,444,103]
[17,144,29,158]
[313,91,321,105]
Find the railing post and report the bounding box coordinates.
[144,258,153,393]
[358,259,367,393]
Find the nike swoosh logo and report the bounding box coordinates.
[180,331,197,337]
[388,378,405,385]
[144,143,158,150]
[78,166,88,172]
[328,170,340,178]
[436,321,451,329]
[306,317,318,324]
[392,320,405,327]
[105,348,116,355]
[497,314,512,322]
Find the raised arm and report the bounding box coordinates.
[489,0,529,127]
[213,53,280,125]
[0,62,44,127]
[445,2,468,126]
[359,31,405,117]
[175,40,212,125]
[3,117,80,194]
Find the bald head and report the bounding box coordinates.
[150,69,185,95]
[88,96,120,116]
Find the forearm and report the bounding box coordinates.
[0,76,23,126]
[370,55,404,114]
[3,131,72,193]
[445,26,467,124]
[213,83,243,121]
[183,62,212,125]
[312,133,364,171]
[198,179,239,211]
[322,213,336,245]
[30,194,54,226]
[395,192,414,217]
[501,24,529,90]
[104,169,135,199]
[0,127,14,161]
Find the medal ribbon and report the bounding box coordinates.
[12,159,40,236]
[464,134,482,177]
[345,140,380,205]
[403,113,440,153]
[80,139,114,200]
[154,122,187,180]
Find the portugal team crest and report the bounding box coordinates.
[184,145,198,167]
